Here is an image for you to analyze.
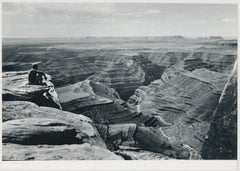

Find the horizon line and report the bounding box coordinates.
[2,35,237,39]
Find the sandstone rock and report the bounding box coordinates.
[97,123,201,159]
[96,123,137,150]
[133,126,176,158]
[2,71,61,109]
[56,80,114,111]
[201,61,237,159]
[3,143,123,160]
[133,126,197,159]
[162,121,210,153]
[3,118,77,145]
[2,101,106,148]
[89,81,123,102]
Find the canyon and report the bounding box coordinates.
[2,37,237,160]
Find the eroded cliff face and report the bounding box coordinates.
[88,54,166,100]
[56,79,176,128]
[201,61,237,159]
[127,50,237,156]
[88,55,145,100]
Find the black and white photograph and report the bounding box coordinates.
[1,0,238,167]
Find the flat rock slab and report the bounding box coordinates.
[2,71,61,109]
[3,118,78,145]
[3,101,106,148]
[56,80,113,110]
[3,143,123,160]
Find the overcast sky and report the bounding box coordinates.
[3,3,238,38]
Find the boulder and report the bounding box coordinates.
[3,118,78,145]
[3,143,123,160]
[96,123,137,150]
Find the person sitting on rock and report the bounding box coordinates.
[28,64,48,85]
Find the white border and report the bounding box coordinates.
[0,0,239,171]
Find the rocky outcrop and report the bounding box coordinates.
[2,101,106,148]
[2,100,124,160]
[56,80,114,111]
[56,80,127,124]
[96,123,137,151]
[3,143,123,160]
[201,61,237,159]
[3,118,78,145]
[2,71,61,109]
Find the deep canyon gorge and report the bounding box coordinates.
[2,37,237,160]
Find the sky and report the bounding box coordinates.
[2,3,238,38]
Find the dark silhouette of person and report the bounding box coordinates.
[28,64,47,85]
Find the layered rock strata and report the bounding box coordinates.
[89,56,145,100]
[201,61,237,159]
[128,58,235,154]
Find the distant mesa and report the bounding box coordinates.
[197,36,224,40]
[162,35,185,39]
[208,36,223,40]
